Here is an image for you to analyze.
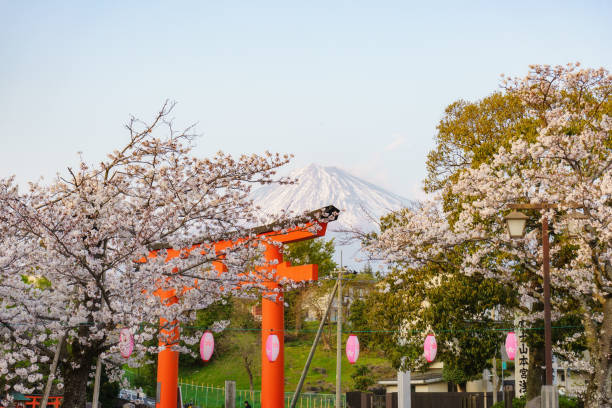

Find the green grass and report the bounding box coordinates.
[179,329,394,393]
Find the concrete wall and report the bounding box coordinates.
[415,382,447,393]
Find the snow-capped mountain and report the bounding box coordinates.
[250,164,414,233]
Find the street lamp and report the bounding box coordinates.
[505,206,554,389]
[504,211,529,239]
[563,211,588,238]
[504,204,584,406]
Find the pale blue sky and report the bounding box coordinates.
[1,1,611,199]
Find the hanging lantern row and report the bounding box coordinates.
[419,332,517,364]
[119,328,134,359]
[119,330,518,365]
[200,331,215,362]
[505,331,517,361]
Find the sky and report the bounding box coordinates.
[1,1,611,200]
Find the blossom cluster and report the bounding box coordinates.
[365,65,611,402]
[0,103,308,401]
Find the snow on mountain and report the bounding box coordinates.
[250,164,414,234]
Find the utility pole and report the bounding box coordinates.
[541,216,553,386]
[41,334,64,408]
[336,260,343,408]
[290,280,339,408]
[92,353,102,408]
[92,281,105,408]
[492,309,498,405]
[501,355,505,403]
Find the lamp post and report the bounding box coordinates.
[505,204,585,406]
[505,206,553,386]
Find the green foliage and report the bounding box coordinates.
[86,365,121,407]
[225,299,261,390]
[510,394,583,408]
[441,364,470,386]
[179,325,394,392]
[128,363,157,397]
[21,273,51,288]
[373,74,612,399]
[348,299,371,349]
[490,402,504,408]
[512,395,526,408]
[364,251,515,377]
[127,297,240,394]
[350,365,375,391]
[425,92,534,196]
[284,238,337,278]
[283,238,337,333]
[179,298,234,368]
[559,395,582,408]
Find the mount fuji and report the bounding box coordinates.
[250,164,415,263]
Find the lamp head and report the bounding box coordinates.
[564,210,588,238]
[505,210,529,239]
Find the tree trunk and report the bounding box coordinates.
[584,297,612,408]
[294,291,304,336]
[492,362,499,404]
[61,343,96,408]
[314,307,331,350]
[321,321,331,350]
[526,345,544,402]
[243,355,254,392]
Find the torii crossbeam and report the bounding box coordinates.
[152,205,339,408]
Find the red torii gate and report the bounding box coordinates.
[152,206,339,408]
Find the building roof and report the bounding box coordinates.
[10,392,31,401]
[378,372,444,386]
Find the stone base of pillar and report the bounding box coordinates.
[397,371,411,408]
[225,380,236,408]
[540,385,558,408]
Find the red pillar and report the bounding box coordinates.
[261,243,285,408]
[156,294,180,408]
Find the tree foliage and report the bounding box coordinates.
[363,252,515,379]
[283,238,337,335]
[350,365,375,392]
[284,238,337,279]
[0,102,294,406]
[366,64,612,407]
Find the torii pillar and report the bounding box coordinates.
[153,206,338,408]
[259,222,335,408]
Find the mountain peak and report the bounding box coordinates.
[251,163,413,231]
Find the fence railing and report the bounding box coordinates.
[122,371,346,408]
[178,381,346,408]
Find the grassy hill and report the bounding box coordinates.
[179,329,395,393]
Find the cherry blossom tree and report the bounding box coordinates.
[366,64,611,407]
[0,102,295,406]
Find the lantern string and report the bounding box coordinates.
[2,321,585,333]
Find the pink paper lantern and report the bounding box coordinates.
[265,334,280,362]
[200,331,215,362]
[505,332,517,361]
[119,328,134,359]
[346,335,360,364]
[423,334,437,363]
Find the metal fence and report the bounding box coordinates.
[178,382,346,408]
[179,383,225,408]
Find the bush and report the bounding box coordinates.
[490,402,504,408]
[506,394,581,408]
[512,395,526,408]
[559,395,582,408]
[350,365,375,391]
